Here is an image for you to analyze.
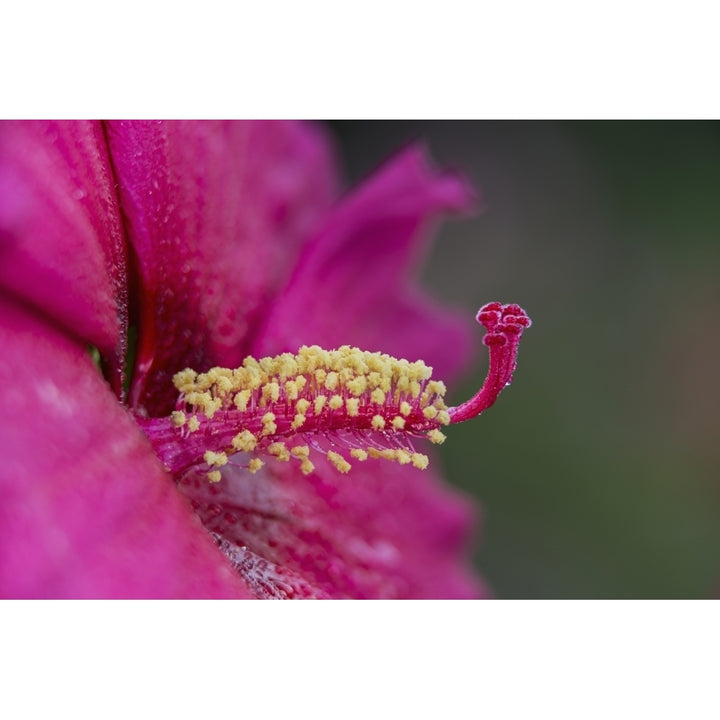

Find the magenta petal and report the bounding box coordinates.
[104,120,339,415]
[179,456,487,599]
[254,145,477,384]
[0,121,127,386]
[0,298,251,598]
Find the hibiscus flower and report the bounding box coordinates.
[0,120,529,598]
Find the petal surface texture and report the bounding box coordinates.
[105,120,338,415]
[179,456,487,599]
[0,298,251,598]
[0,121,127,383]
[255,145,476,385]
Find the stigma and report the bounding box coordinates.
[138,303,531,482]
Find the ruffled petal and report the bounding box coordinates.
[0,297,251,598]
[0,121,127,389]
[178,455,486,599]
[254,145,477,385]
[104,120,339,416]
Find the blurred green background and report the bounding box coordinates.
[329,121,720,598]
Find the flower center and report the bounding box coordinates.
[137,303,531,482]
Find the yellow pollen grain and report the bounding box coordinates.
[399,401,412,417]
[173,368,198,392]
[187,416,200,433]
[234,389,252,412]
[350,449,368,461]
[371,414,386,431]
[284,380,299,401]
[232,429,257,452]
[370,388,385,405]
[423,406,439,420]
[346,376,368,396]
[345,398,360,417]
[328,394,343,410]
[268,442,291,462]
[327,450,351,474]
[261,412,277,436]
[248,458,264,474]
[207,470,222,483]
[427,429,447,444]
[411,453,430,470]
[213,374,233,394]
[436,410,451,426]
[314,395,327,415]
[171,411,186,427]
[392,416,406,430]
[203,450,228,467]
[369,448,397,462]
[261,381,280,404]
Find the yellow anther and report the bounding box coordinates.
[261,412,277,436]
[203,450,228,467]
[314,395,327,415]
[395,449,412,465]
[345,398,360,417]
[268,442,291,462]
[370,388,385,405]
[173,368,198,392]
[290,445,310,458]
[427,429,447,444]
[248,458,264,474]
[296,399,311,414]
[314,369,327,385]
[234,389,252,412]
[284,379,299,401]
[187,416,200,433]
[207,470,222,483]
[427,380,447,396]
[399,401,412,417]
[327,450,351,474]
[350,449,368,461]
[392,416,406,430]
[371,415,386,431]
[436,410,451,426]
[232,430,257,452]
[423,405,439,420]
[368,448,397,461]
[261,381,280,404]
[324,372,339,391]
[346,376,368,396]
[291,413,307,430]
[328,395,343,410]
[411,453,429,470]
[299,458,315,475]
[171,411,186,427]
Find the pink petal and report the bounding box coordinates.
[0,121,127,390]
[104,120,339,416]
[178,456,487,599]
[0,297,251,598]
[254,145,478,384]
